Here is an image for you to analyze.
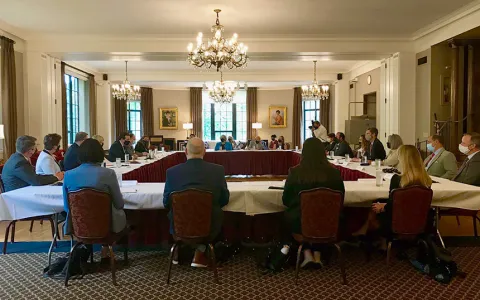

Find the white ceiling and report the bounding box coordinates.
[0,0,475,37]
[77,60,364,73]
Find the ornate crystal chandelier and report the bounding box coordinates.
[187,9,248,72]
[302,61,330,100]
[112,61,140,101]
[203,72,247,104]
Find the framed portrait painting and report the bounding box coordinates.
[159,108,178,130]
[269,106,287,128]
[440,75,451,106]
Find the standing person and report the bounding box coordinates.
[282,138,345,268]
[269,134,279,150]
[311,121,328,143]
[63,132,89,171]
[163,138,229,267]
[36,133,62,175]
[365,128,386,161]
[333,132,353,158]
[453,133,480,186]
[2,136,63,192]
[108,132,131,162]
[383,134,404,168]
[424,135,457,179]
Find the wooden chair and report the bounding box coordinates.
[295,188,347,285]
[166,189,218,284]
[439,209,480,238]
[387,186,433,275]
[0,177,56,255]
[65,188,129,286]
[163,138,176,151]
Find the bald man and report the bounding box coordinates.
[163,137,230,268]
[247,136,267,150]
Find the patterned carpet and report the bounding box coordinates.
[1,246,480,300]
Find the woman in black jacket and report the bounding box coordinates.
[282,137,345,267]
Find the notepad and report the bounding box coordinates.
[121,180,138,187]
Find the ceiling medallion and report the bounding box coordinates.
[203,72,247,104]
[187,9,248,72]
[301,61,330,101]
[112,61,141,101]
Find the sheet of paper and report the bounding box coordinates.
[120,187,138,193]
[383,173,395,181]
[121,180,138,187]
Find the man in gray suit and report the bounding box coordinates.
[2,136,64,192]
[424,135,457,180]
[453,133,480,186]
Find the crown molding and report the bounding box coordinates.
[412,0,480,41]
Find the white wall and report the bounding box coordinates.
[153,89,190,141]
[24,52,62,142]
[334,78,350,133]
[415,49,432,141]
[256,89,294,143]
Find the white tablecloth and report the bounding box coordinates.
[2,172,480,221]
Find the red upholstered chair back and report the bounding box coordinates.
[390,186,433,237]
[68,189,112,239]
[30,150,40,167]
[299,188,344,243]
[171,189,213,240]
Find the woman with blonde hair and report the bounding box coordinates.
[382,134,403,167]
[372,145,432,238]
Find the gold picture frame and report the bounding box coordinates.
[159,108,178,130]
[269,106,287,128]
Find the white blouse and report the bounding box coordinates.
[36,151,61,175]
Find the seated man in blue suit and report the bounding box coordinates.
[214,135,233,151]
[2,135,63,192]
[163,137,230,268]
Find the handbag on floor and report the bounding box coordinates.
[411,235,465,284]
[43,244,90,280]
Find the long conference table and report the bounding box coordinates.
[1,150,480,245]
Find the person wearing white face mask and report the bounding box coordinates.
[423,135,457,180]
[453,133,480,186]
[365,127,386,161]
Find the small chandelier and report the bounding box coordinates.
[112,61,140,101]
[302,61,329,100]
[203,72,247,104]
[187,9,248,72]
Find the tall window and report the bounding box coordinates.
[302,100,321,143]
[65,74,80,145]
[202,90,247,141]
[127,101,142,142]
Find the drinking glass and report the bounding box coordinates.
[115,158,121,168]
[124,154,130,167]
[345,154,350,163]
[376,170,383,187]
[375,159,381,169]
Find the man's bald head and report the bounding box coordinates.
[186,137,205,159]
